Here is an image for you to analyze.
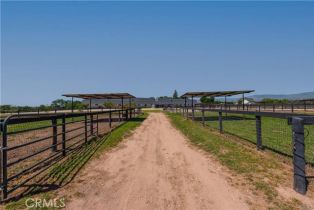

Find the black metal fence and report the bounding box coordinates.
[169,107,314,194]
[0,107,124,120]
[0,108,140,201]
[196,103,314,113]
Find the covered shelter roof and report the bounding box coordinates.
[181,90,255,98]
[62,93,136,99]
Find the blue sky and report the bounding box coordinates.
[1,1,314,105]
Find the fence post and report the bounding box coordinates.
[90,114,93,136]
[62,116,66,156]
[52,118,57,152]
[186,107,189,119]
[126,110,129,121]
[96,114,99,136]
[256,115,263,150]
[109,111,112,128]
[118,110,121,122]
[292,117,307,194]
[192,107,195,121]
[292,104,294,113]
[85,114,88,143]
[1,121,8,200]
[219,111,223,133]
[202,109,205,126]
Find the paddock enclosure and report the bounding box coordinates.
[168,106,314,195]
[0,108,141,201]
[1,90,314,202]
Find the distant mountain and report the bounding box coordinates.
[250,92,314,101]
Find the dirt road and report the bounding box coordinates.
[64,113,249,210]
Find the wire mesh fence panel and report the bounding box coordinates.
[305,125,314,164]
[203,111,220,130]
[305,124,314,189]
[261,116,292,157]
[221,113,256,144]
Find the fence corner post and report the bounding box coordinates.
[1,121,8,200]
[292,117,307,194]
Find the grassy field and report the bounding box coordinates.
[4,113,147,210]
[191,111,314,164]
[167,112,305,209]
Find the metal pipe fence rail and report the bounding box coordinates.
[0,107,130,120]
[168,107,314,194]
[196,103,314,113]
[0,108,140,201]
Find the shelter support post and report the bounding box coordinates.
[202,109,205,126]
[71,97,74,113]
[192,96,195,120]
[89,99,92,113]
[242,93,245,110]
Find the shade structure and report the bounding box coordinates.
[181,90,254,98]
[62,93,135,99]
[62,93,136,112]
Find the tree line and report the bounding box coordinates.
[0,99,87,113]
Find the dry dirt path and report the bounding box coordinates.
[63,113,250,210]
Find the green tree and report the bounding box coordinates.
[200,96,215,104]
[173,90,178,99]
[103,102,115,109]
[51,99,67,108]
